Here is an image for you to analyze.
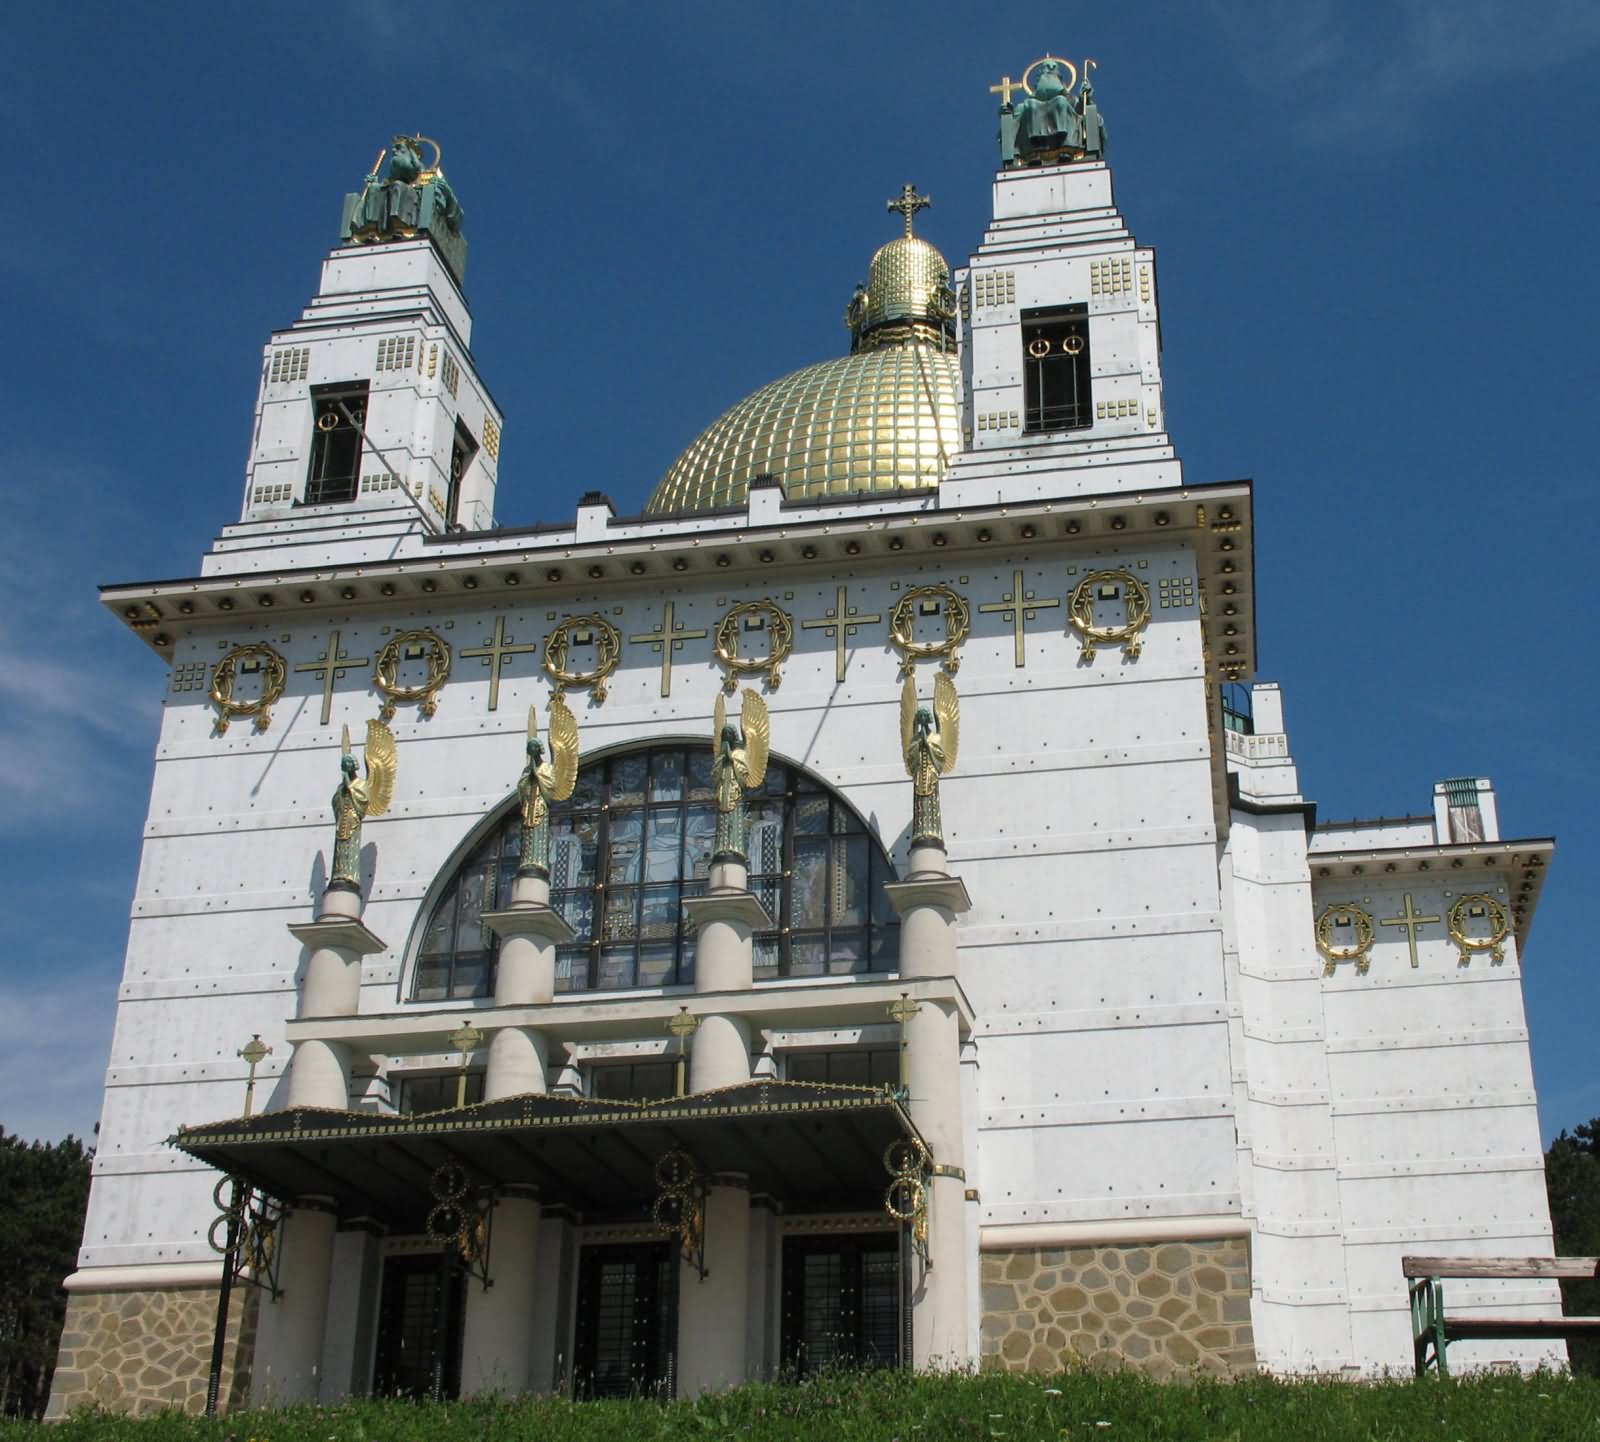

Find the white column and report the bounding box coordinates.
[251,1198,337,1403]
[460,1188,540,1395]
[284,899,386,1109]
[676,1179,751,1393]
[319,1221,385,1401]
[681,863,770,1093]
[481,872,574,1101]
[884,847,974,1369]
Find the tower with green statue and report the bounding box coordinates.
[341,134,468,283]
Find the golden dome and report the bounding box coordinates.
[646,185,961,516]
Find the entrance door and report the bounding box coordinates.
[573,1242,676,1398]
[781,1233,901,1375]
[371,1253,465,1399]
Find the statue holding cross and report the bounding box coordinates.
[993,56,1107,168]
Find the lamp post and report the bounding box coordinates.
[449,1021,484,1108]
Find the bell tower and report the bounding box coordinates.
[944,62,1180,507]
[235,136,504,540]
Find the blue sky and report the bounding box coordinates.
[4,1,1597,1146]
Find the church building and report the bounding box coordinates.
[48,66,1564,1416]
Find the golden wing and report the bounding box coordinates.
[713,689,726,754]
[546,692,580,801]
[933,671,959,774]
[900,673,918,773]
[363,718,397,816]
[740,687,770,790]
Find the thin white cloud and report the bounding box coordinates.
[0,965,118,1144]
[1210,0,1600,148]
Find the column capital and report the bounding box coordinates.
[883,873,972,917]
[480,904,577,946]
[287,917,387,955]
[681,889,774,932]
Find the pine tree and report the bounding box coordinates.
[0,1128,93,1418]
[1544,1118,1600,1375]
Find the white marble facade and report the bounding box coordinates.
[61,143,1563,1414]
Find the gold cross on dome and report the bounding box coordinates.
[629,602,709,698]
[979,569,1060,668]
[887,183,931,238]
[802,586,883,684]
[294,629,371,726]
[461,614,538,711]
[1380,892,1441,969]
[989,74,1024,106]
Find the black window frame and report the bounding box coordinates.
[409,743,900,1003]
[1021,304,1093,434]
[304,381,370,505]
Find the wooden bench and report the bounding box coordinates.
[1402,1255,1600,1376]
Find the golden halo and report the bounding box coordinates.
[410,133,444,176]
[1022,55,1078,95]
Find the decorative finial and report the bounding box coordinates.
[448,1020,484,1107]
[238,1035,272,1118]
[887,183,932,239]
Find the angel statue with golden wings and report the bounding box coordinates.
[901,671,959,847]
[331,720,396,888]
[712,688,770,865]
[517,694,580,877]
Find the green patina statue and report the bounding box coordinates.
[712,688,770,865]
[997,60,1107,168]
[341,135,468,283]
[517,696,579,879]
[330,720,396,890]
[901,671,959,847]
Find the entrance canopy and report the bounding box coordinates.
[172,1081,922,1226]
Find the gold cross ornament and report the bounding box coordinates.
[989,74,1024,106]
[238,1034,272,1118]
[630,602,709,698]
[980,569,1060,667]
[449,1020,484,1107]
[802,586,882,684]
[461,615,538,711]
[887,183,931,238]
[1381,893,1441,969]
[295,630,371,726]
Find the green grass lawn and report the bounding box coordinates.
[12,1369,1600,1442]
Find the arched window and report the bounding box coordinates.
[411,743,900,1001]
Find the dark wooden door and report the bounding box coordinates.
[371,1253,464,1399]
[573,1242,676,1397]
[781,1233,901,1375]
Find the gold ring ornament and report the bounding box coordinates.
[210,644,287,734]
[1022,54,1081,94]
[1067,569,1152,661]
[373,628,451,719]
[882,1135,931,1254]
[1061,334,1085,355]
[714,600,795,692]
[1447,893,1509,966]
[543,613,623,703]
[1314,902,1377,977]
[317,411,340,431]
[1027,337,1052,358]
[889,584,972,677]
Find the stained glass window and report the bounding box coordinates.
[411,744,899,1001]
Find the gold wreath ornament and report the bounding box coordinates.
[543,614,623,702]
[209,644,287,734]
[1314,903,1377,977]
[1447,893,1509,966]
[373,629,451,719]
[889,584,972,677]
[1068,570,1152,661]
[714,600,795,692]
